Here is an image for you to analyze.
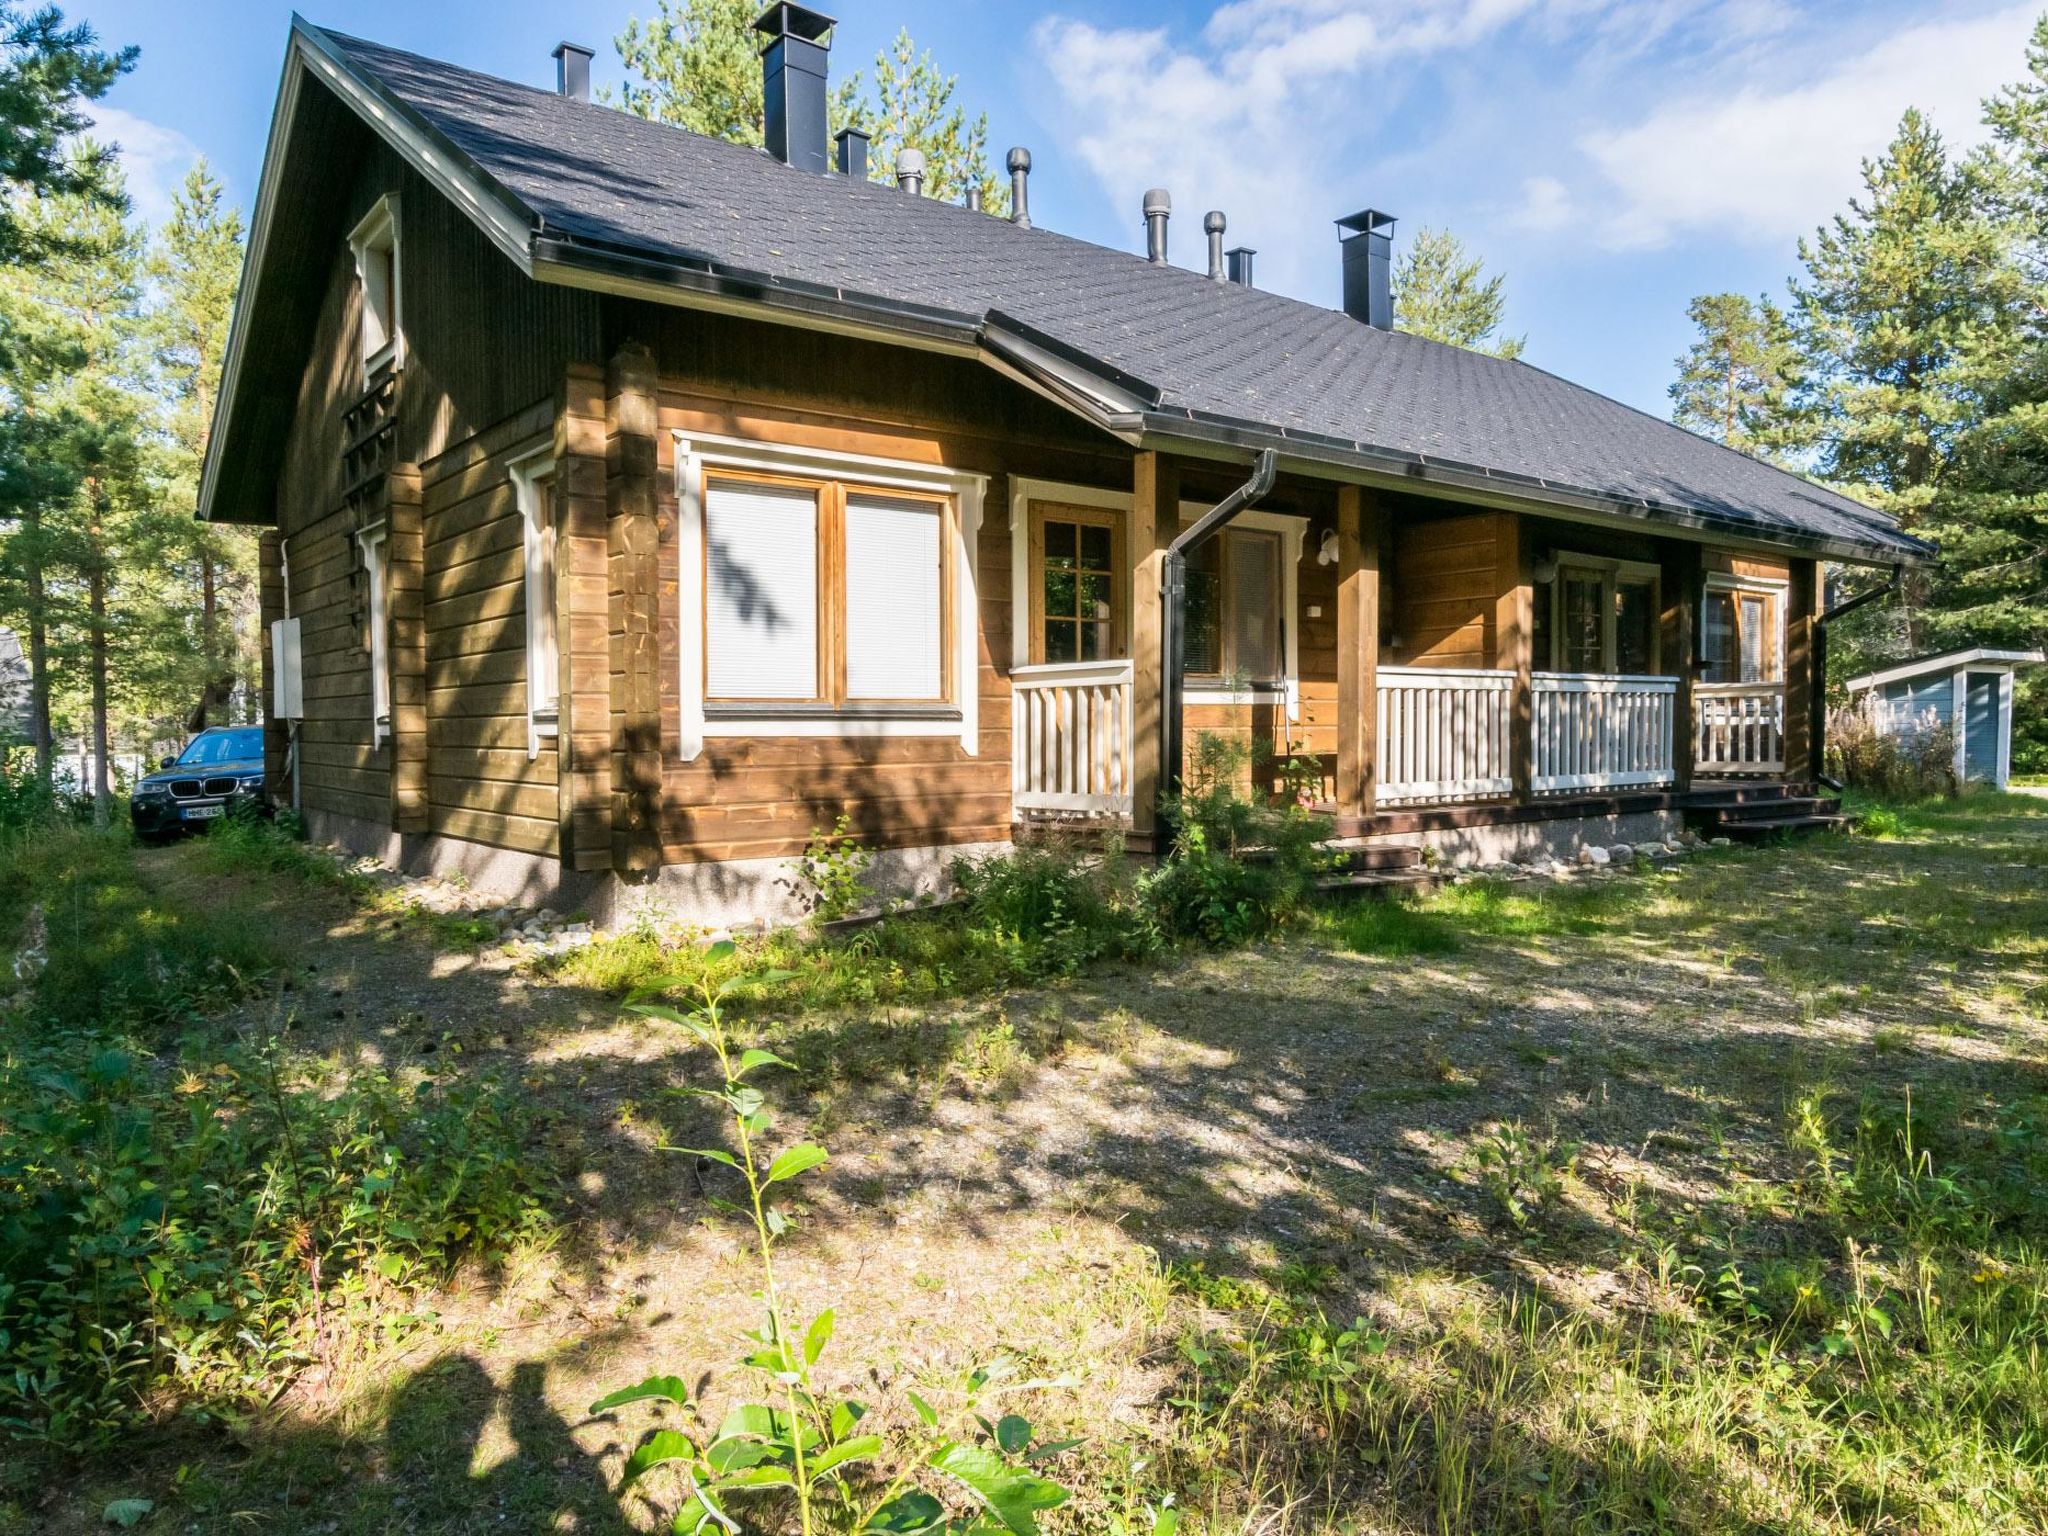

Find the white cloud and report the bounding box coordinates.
[1577,4,2039,250]
[81,105,202,230]
[1511,174,1575,231]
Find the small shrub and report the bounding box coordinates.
[596,947,1087,1534]
[0,1030,552,1449]
[800,813,873,921]
[952,837,1156,976]
[195,812,362,890]
[1829,697,1957,799]
[1469,1121,1579,1228]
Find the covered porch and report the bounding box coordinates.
[1006,455,1822,836]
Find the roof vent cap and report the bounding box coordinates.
[895,147,925,196]
[1006,147,1032,228]
[1143,187,1171,265]
[1203,210,1227,280]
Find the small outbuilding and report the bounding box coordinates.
[1844,646,2045,790]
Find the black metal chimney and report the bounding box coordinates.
[834,127,868,179]
[754,2,835,174]
[551,42,593,102]
[1226,246,1256,287]
[1336,209,1395,328]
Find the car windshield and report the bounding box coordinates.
[177,729,263,766]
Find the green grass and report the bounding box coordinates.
[1326,868,1654,956]
[0,821,284,1033]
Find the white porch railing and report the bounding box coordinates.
[1531,672,1679,794]
[1012,660,1135,816]
[1376,666,1514,806]
[1696,682,1785,775]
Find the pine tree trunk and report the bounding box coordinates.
[23,500,54,789]
[88,486,111,829]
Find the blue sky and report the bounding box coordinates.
[73,0,2043,417]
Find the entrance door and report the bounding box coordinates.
[1963,671,2000,784]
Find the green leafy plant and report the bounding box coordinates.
[801,814,874,922]
[598,942,1082,1533]
[1469,1121,1579,1229]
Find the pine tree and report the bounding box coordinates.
[1392,227,1524,359]
[148,159,252,729]
[0,3,134,265]
[0,149,155,821]
[611,4,1006,213]
[1669,292,1804,461]
[1790,109,2021,653]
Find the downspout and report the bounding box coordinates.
[1813,563,1901,791]
[1160,448,1280,845]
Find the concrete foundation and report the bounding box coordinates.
[1346,807,1685,868]
[301,807,1008,932]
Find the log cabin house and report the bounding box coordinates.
[203,10,1930,925]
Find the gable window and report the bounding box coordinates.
[513,452,559,754]
[677,437,984,759]
[358,524,391,746]
[1532,555,1661,674]
[1185,527,1282,684]
[1702,581,1782,684]
[347,195,403,382]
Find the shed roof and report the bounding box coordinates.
[1845,647,2046,693]
[201,18,1933,567]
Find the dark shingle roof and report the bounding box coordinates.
[319,26,1924,563]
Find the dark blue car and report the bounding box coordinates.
[130,726,269,841]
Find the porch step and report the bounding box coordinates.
[1714,812,1850,839]
[1315,867,1447,900]
[1328,844,1428,874]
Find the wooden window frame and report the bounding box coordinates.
[698,466,956,710]
[1027,501,1127,665]
[1538,552,1662,675]
[673,432,987,762]
[1702,575,1784,684]
[1183,525,1284,686]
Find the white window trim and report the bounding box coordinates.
[346,193,404,384]
[674,432,984,761]
[1704,571,1787,683]
[511,446,559,759]
[357,522,391,747]
[1003,478,1306,721]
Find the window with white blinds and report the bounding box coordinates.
[845,493,942,700]
[705,478,819,700]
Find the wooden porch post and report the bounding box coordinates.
[385,464,429,835]
[1335,484,1383,818]
[1783,556,1821,783]
[606,342,665,872]
[1661,542,1701,791]
[1130,449,1178,846]
[1493,511,1533,801]
[557,363,613,871]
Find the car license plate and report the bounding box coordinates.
[182,803,225,821]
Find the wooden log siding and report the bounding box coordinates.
[645,393,1038,867]
[1392,512,1501,668]
[282,500,389,823]
[259,530,289,793]
[418,405,562,860]
[606,344,665,871]
[559,364,613,869]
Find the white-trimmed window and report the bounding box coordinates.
[358,523,391,746]
[676,435,984,759]
[1531,553,1662,675]
[347,194,403,382]
[1702,575,1785,684]
[513,452,559,755]
[1184,527,1283,685]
